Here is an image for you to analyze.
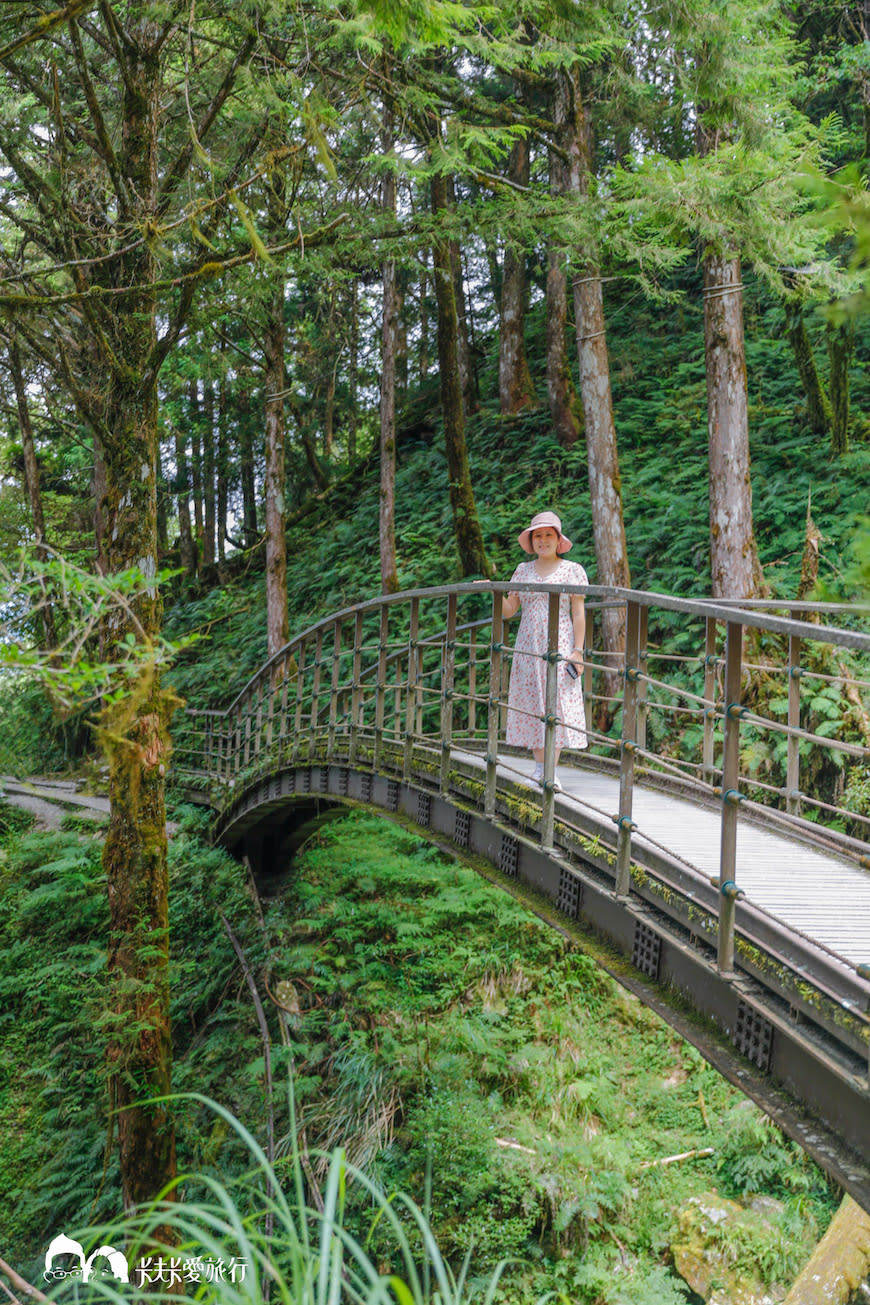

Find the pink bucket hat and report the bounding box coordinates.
[518,510,573,554]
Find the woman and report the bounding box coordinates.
[500,510,587,789]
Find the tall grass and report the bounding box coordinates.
[43,1094,551,1305]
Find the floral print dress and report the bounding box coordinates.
[505,558,588,751]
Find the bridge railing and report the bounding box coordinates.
[173,584,870,978]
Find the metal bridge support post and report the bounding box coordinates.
[374,605,389,773]
[440,593,457,795]
[486,591,504,819]
[350,612,363,768]
[615,600,641,897]
[703,616,718,783]
[787,622,802,817]
[541,591,561,852]
[404,598,419,780]
[718,619,744,977]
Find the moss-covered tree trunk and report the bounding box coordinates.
[827,315,854,457]
[430,168,490,577]
[94,26,176,1215]
[379,90,399,594]
[784,297,831,436]
[264,285,289,658]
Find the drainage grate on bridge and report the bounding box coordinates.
[734,999,774,1072]
[454,808,471,849]
[360,772,373,802]
[386,779,400,812]
[298,768,311,794]
[338,767,349,797]
[557,867,582,919]
[632,921,661,980]
[499,834,519,879]
[317,766,328,793]
[417,791,432,827]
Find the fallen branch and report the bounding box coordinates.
[640,1147,714,1170]
[495,1138,537,1155]
[0,1259,48,1304]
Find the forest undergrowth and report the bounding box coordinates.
[0,800,839,1302]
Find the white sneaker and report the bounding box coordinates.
[531,763,544,786]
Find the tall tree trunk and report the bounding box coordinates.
[348,281,358,465]
[827,315,853,456]
[784,298,831,436]
[238,392,259,550]
[703,253,767,598]
[202,380,216,572]
[8,337,56,647]
[263,284,289,657]
[217,359,229,571]
[380,96,400,594]
[95,27,176,1214]
[93,433,108,577]
[563,67,630,677]
[499,126,535,415]
[418,254,430,381]
[447,175,476,416]
[431,168,490,576]
[547,78,582,449]
[189,379,203,549]
[174,425,197,582]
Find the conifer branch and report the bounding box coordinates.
[0,0,97,63]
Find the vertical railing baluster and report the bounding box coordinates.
[404,598,419,780]
[440,594,457,794]
[615,600,640,896]
[636,605,649,754]
[486,591,504,819]
[718,619,744,977]
[293,639,307,763]
[583,608,593,737]
[279,651,292,754]
[374,604,389,771]
[468,626,477,738]
[243,691,253,769]
[540,590,561,852]
[350,610,363,767]
[703,616,718,784]
[328,620,342,762]
[309,629,323,756]
[787,619,802,816]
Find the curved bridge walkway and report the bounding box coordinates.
[174,583,870,1209]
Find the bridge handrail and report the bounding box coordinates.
[184,583,870,721]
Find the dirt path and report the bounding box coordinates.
[1,776,110,830]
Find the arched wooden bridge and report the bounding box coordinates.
[174,583,870,1210]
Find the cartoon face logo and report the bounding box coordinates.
[43,1234,129,1284]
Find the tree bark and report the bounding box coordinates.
[94,26,177,1215]
[784,298,831,436]
[8,337,56,647]
[189,379,204,549]
[499,126,535,415]
[217,357,229,571]
[264,284,289,658]
[547,78,581,449]
[703,253,767,598]
[562,67,630,677]
[238,390,259,550]
[379,96,400,594]
[348,280,358,465]
[431,168,490,576]
[202,380,217,572]
[173,425,197,583]
[827,315,853,456]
